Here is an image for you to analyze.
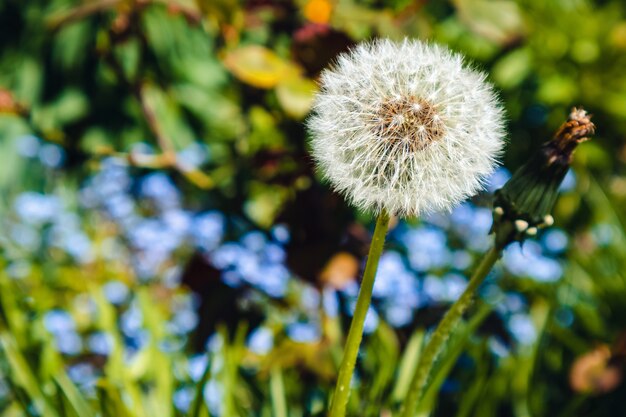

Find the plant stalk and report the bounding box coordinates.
[400,245,502,417]
[328,210,391,417]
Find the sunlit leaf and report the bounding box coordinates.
[222,46,301,89]
[453,0,525,45]
[276,76,318,119]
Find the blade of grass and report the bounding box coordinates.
[54,371,96,417]
[270,366,288,417]
[188,354,213,417]
[391,330,424,403]
[416,303,493,415]
[97,381,133,417]
[0,333,60,417]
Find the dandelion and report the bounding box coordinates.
[311,39,505,417]
[308,39,505,217]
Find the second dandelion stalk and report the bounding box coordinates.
[329,210,390,417]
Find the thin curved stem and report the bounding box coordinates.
[400,245,502,417]
[328,210,391,417]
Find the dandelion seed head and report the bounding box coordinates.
[308,39,505,217]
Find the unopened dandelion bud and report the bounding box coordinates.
[308,39,505,217]
[491,107,594,248]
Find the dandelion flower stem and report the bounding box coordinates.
[329,210,391,417]
[400,245,502,417]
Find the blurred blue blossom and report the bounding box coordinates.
[204,380,223,416]
[559,169,576,192]
[177,142,209,170]
[423,274,468,303]
[14,192,61,225]
[188,354,209,382]
[15,134,40,158]
[211,235,291,297]
[173,387,194,412]
[271,224,290,244]
[103,281,129,305]
[169,308,199,336]
[6,260,31,279]
[541,228,568,254]
[67,363,97,390]
[486,167,511,193]
[385,304,414,328]
[488,337,510,357]
[44,309,76,335]
[300,285,321,313]
[39,143,65,168]
[248,326,274,355]
[87,332,112,356]
[451,250,473,270]
[507,314,537,345]
[450,204,493,251]
[140,172,181,209]
[401,226,450,271]
[120,303,143,337]
[323,288,339,318]
[10,224,39,250]
[55,332,82,355]
[287,322,321,343]
[503,241,563,282]
[192,211,225,252]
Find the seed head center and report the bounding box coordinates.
[373,96,445,151]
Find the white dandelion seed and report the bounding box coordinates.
[307,39,506,217]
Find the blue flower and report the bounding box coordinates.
[87,332,113,356]
[508,314,537,345]
[541,228,568,254]
[140,173,181,209]
[173,387,194,412]
[192,211,225,252]
[204,380,223,416]
[385,304,414,327]
[486,167,511,193]
[503,241,562,282]
[103,281,129,305]
[55,332,82,355]
[39,143,65,168]
[287,322,321,343]
[14,192,61,225]
[15,134,40,158]
[177,142,209,169]
[402,226,450,271]
[271,224,290,244]
[188,354,209,382]
[558,169,576,192]
[44,310,76,335]
[248,327,274,355]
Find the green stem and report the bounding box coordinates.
[328,210,391,417]
[400,245,502,417]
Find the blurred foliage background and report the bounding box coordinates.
[1,0,626,416]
